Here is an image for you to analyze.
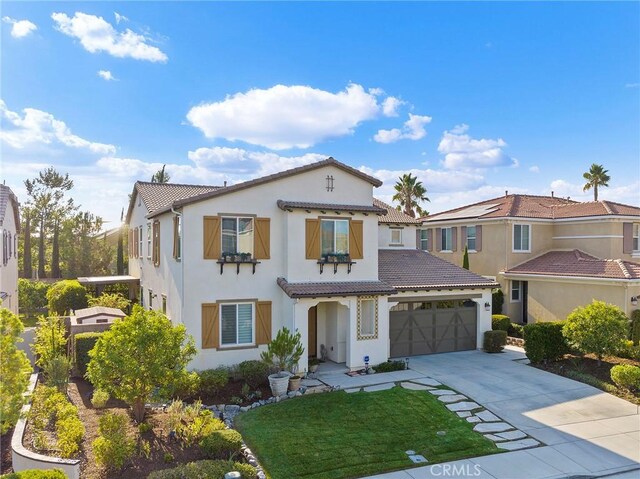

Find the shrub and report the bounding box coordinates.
[630,310,640,346]
[46,280,88,315]
[44,355,71,392]
[165,400,224,446]
[199,429,243,460]
[163,452,175,463]
[238,360,270,388]
[260,327,304,372]
[93,411,136,470]
[147,460,256,479]
[88,292,131,311]
[563,301,628,363]
[33,316,66,369]
[491,315,510,332]
[610,365,640,392]
[74,332,103,377]
[508,322,524,338]
[198,368,229,396]
[91,389,109,408]
[483,330,507,353]
[56,413,85,457]
[0,470,67,479]
[524,322,568,363]
[492,289,504,314]
[618,340,640,360]
[373,360,406,373]
[18,279,50,316]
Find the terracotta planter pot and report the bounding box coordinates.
[289,376,302,391]
[268,373,290,397]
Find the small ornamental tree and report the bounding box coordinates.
[492,289,504,315]
[563,300,628,364]
[33,315,66,369]
[86,305,196,422]
[88,293,131,311]
[462,246,469,270]
[0,308,32,433]
[46,280,88,315]
[260,327,304,373]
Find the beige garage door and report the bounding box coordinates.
[390,300,477,357]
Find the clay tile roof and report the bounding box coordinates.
[136,182,222,216]
[424,194,640,222]
[0,185,20,232]
[277,200,387,215]
[378,249,499,290]
[277,277,396,298]
[74,306,126,319]
[504,250,640,280]
[373,198,421,224]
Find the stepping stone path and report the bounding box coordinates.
[497,438,541,451]
[411,377,442,387]
[466,416,482,423]
[438,394,469,404]
[344,388,361,394]
[456,411,471,418]
[473,422,513,434]
[363,383,395,392]
[475,410,500,422]
[429,389,458,396]
[446,401,481,412]
[496,430,528,441]
[400,382,432,391]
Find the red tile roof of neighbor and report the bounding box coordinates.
[373,198,422,224]
[424,194,640,222]
[504,250,640,280]
[277,278,397,298]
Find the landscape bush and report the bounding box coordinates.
[91,389,109,408]
[492,289,504,314]
[630,309,640,346]
[92,411,136,470]
[199,429,243,460]
[18,279,50,317]
[165,400,224,446]
[523,322,568,363]
[238,360,270,388]
[0,470,67,479]
[610,365,640,392]
[198,367,229,396]
[46,280,88,315]
[491,315,510,332]
[73,332,103,377]
[508,322,524,338]
[88,292,131,311]
[483,330,507,353]
[618,340,640,360]
[33,316,66,369]
[563,301,628,363]
[44,355,71,392]
[147,460,256,479]
[373,360,406,373]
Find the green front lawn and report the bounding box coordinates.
[235,386,499,479]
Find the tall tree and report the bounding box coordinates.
[60,211,112,278]
[151,165,170,183]
[24,168,74,278]
[22,208,33,278]
[582,163,610,201]
[392,173,429,218]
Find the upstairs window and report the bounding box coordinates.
[148,289,153,309]
[634,224,639,252]
[390,228,402,245]
[440,227,453,251]
[466,226,477,251]
[222,217,254,255]
[513,224,531,252]
[220,303,253,347]
[173,215,182,260]
[138,226,143,258]
[419,229,429,251]
[321,219,349,255]
[147,223,152,259]
[152,221,161,266]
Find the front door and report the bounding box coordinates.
[308,306,317,357]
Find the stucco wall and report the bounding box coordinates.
[552,219,635,260]
[1,197,19,315]
[377,224,418,249]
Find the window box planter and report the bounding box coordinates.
[217,253,260,274]
[318,254,355,274]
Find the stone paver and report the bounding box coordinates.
[399,382,431,391]
[446,401,481,412]
[410,377,441,387]
[473,422,514,433]
[484,433,508,442]
[497,438,541,451]
[475,410,501,422]
[429,388,457,396]
[437,394,468,404]
[496,430,528,441]
[363,383,395,392]
[344,388,361,394]
[456,411,471,418]
[466,416,482,423]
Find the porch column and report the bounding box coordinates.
[293,299,314,374]
[472,290,493,349]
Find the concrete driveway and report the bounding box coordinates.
[367,348,640,479]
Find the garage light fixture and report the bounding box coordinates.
[484,302,491,311]
[632,296,638,307]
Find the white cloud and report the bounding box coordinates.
[382,97,404,117]
[625,83,639,89]
[0,100,116,155]
[97,70,117,81]
[438,124,516,169]
[187,83,385,150]
[373,113,432,144]
[51,12,167,63]
[2,16,37,38]
[114,12,128,24]
[529,165,540,173]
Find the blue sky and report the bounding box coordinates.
[1,1,639,227]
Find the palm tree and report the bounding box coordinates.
[151,165,170,183]
[392,173,429,218]
[582,164,610,201]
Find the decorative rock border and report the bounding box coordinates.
[507,336,525,347]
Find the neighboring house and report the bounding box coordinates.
[422,193,640,323]
[125,158,497,371]
[0,185,19,315]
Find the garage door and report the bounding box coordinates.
[390,300,477,357]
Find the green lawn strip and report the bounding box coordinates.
[20,313,39,328]
[235,386,499,479]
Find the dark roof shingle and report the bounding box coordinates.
[277,200,387,215]
[277,277,396,298]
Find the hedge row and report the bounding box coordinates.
[74,332,103,377]
[523,322,568,363]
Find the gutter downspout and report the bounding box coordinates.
[171,206,184,324]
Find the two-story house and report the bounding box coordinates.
[126,158,497,372]
[422,193,640,324]
[0,185,20,315]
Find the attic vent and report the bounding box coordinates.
[326,175,334,192]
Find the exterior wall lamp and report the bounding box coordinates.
[484,302,491,311]
[632,296,638,307]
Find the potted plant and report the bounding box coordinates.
[261,327,304,397]
[308,358,320,373]
[288,374,302,391]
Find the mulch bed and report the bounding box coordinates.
[1,429,13,474]
[532,353,640,405]
[188,380,272,407]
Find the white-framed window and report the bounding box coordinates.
[140,286,144,307]
[7,232,11,259]
[419,229,429,251]
[148,289,153,309]
[513,224,531,252]
[466,226,477,251]
[357,297,378,340]
[220,303,254,347]
[511,281,521,302]
[138,225,143,258]
[147,222,152,259]
[633,224,639,252]
[162,295,167,314]
[390,228,402,245]
[175,216,182,260]
[222,217,254,255]
[441,227,453,251]
[321,219,349,255]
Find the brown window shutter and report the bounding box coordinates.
[623,222,633,254]
[461,226,467,249]
[255,301,272,345]
[203,216,221,259]
[305,218,320,259]
[254,217,271,259]
[452,227,458,252]
[416,229,421,250]
[435,228,442,252]
[426,228,433,252]
[128,229,133,257]
[349,220,364,259]
[476,225,482,252]
[134,227,139,258]
[153,220,161,266]
[172,216,178,259]
[202,303,219,349]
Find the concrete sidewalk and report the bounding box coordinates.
[363,349,640,479]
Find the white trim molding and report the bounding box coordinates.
[552,235,624,240]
